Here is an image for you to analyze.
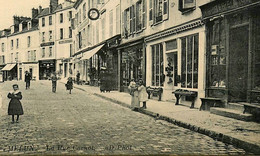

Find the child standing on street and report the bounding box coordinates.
[138,79,148,109]
[66,77,73,94]
[7,84,23,123]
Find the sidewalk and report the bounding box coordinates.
[60,79,260,154]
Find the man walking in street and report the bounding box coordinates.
[25,71,31,90]
[51,72,58,93]
[76,71,80,85]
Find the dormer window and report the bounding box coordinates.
[28,22,31,30]
[178,0,196,13]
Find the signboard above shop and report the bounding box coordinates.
[40,42,55,47]
[200,0,260,19]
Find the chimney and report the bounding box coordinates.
[50,0,59,13]
[39,6,43,13]
[32,8,39,19]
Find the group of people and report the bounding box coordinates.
[128,79,148,110]
[7,71,76,124]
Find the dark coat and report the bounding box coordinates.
[66,80,73,90]
[25,73,31,82]
[7,92,24,115]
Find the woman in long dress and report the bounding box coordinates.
[138,79,148,109]
[128,79,140,110]
[8,84,23,123]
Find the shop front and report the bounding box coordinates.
[200,0,260,104]
[145,19,205,108]
[1,63,17,81]
[39,60,56,80]
[117,38,145,92]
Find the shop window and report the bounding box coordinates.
[151,43,164,86]
[253,13,260,90]
[181,34,198,88]
[166,39,177,51]
[149,0,168,25]
[209,19,226,88]
[178,0,196,13]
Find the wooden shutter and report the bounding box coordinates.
[142,0,146,29]
[133,5,136,33]
[130,6,133,34]
[163,0,168,20]
[149,0,153,26]
[136,1,140,31]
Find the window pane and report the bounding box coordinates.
[181,38,186,88]
[152,46,155,86]
[166,39,177,51]
[160,43,164,86]
[193,34,198,88]
[187,36,193,88]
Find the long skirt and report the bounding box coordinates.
[131,91,140,109]
[8,99,24,115]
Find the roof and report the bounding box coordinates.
[37,8,52,18]
[74,0,83,9]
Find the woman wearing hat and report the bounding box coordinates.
[7,84,24,123]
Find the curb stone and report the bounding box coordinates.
[62,83,260,154]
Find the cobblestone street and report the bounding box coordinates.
[0,81,247,155]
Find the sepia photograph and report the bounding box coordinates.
[0,0,259,155]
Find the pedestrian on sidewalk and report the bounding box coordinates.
[76,71,80,85]
[51,72,58,93]
[66,77,73,94]
[138,79,148,109]
[7,84,23,124]
[128,79,139,111]
[25,71,31,89]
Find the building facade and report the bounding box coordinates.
[200,0,260,105]
[73,0,121,89]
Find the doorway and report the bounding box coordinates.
[228,25,249,102]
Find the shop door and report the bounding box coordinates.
[64,63,67,78]
[229,25,249,102]
[19,68,22,80]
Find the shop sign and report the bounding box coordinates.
[59,39,73,44]
[201,0,258,18]
[40,42,54,47]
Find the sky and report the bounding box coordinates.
[0,0,66,30]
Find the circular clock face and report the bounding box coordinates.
[88,8,100,20]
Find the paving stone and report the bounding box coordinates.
[0,81,248,155]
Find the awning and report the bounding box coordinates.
[81,44,104,60]
[1,64,16,71]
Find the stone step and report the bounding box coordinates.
[227,103,244,112]
[210,107,253,121]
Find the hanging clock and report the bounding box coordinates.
[88,8,100,20]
